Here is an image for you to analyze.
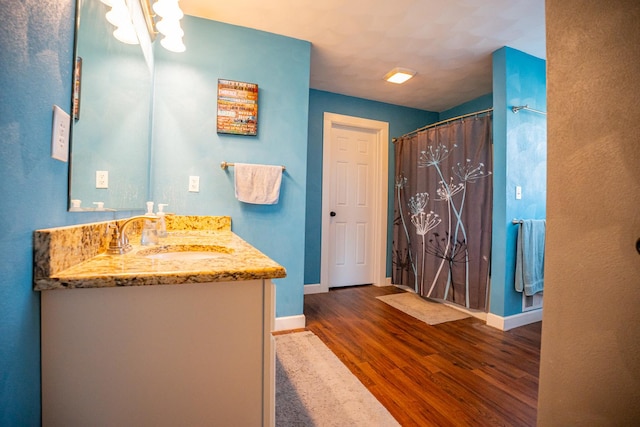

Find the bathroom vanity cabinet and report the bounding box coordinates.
[35,217,285,427]
[41,279,275,427]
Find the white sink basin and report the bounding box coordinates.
[143,251,223,260]
[137,245,232,260]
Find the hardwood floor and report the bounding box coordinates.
[303,285,541,427]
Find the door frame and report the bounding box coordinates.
[319,112,389,293]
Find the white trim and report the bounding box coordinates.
[303,283,323,295]
[374,277,393,287]
[486,309,543,331]
[274,314,306,332]
[320,113,389,293]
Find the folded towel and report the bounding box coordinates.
[515,219,546,296]
[234,163,283,204]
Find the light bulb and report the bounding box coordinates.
[113,24,139,45]
[156,18,184,37]
[153,0,184,20]
[161,35,186,53]
[106,0,129,27]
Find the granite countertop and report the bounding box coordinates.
[34,219,286,290]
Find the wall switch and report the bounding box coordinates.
[51,105,70,162]
[96,171,109,189]
[515,185,522,200]
[189,176,200,192]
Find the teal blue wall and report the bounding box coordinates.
[490,47,547,317]
[151,17,310,318]
[304,90,438,284]
[0,1,124,423]
[439,93,493,121]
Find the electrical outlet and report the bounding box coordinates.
[189,176,200,192]
[96,171,109,189]
[51,105,70,162]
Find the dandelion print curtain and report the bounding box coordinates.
[393,114,492,310]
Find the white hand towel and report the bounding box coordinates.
[234,163,283,204]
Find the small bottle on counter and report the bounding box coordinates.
[141,201,158,245]
[156,203,168,238]
[69,199,82,211]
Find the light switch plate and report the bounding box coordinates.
[51,105,70,162]
[516,185,522,200]
[189,176,200,192]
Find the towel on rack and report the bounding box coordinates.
[515,219,546,296]
[234,163,283,204]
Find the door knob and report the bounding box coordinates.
[330,211,336,217]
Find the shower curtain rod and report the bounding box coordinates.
[393,107,493,142]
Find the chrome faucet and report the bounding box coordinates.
[108,215,158,254]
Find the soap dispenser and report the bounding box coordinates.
[141,201,158,246]
[156,203,168,238]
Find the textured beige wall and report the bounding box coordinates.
[538,0,640,424]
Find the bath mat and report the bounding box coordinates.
[376,292,470,325]
[275,330,399,426]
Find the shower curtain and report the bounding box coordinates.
[393,114,492,310]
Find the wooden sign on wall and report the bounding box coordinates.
[216,79,258,136]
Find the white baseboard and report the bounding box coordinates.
[305,278,393,293]
[486,309,543,331]
[274,314,306,332]
[303,283,323,295]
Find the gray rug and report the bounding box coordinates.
[275,331,399,427]
[377,292,470,325]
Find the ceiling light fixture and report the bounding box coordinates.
[384,67,416,84]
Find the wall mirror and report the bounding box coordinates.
[69,0,155,211]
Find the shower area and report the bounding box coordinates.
[392,111,493,310]
[390,46,546,320]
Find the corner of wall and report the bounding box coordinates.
[489,46,547,318]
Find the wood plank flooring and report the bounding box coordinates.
[303,285,541,427]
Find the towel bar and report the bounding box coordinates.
[220,161,286,171]
[513,219,547,224]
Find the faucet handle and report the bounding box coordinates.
[107,222,129,254]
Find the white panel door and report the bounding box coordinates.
[328,124,376,287]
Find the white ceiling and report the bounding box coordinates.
[179,0,546,112]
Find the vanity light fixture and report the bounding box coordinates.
[100,0,186,52]
[153,0,186,52]
[384,67,416,84]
